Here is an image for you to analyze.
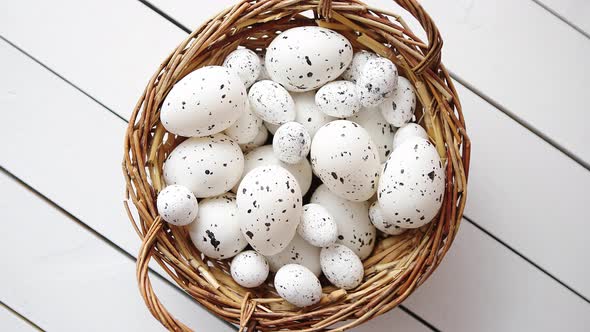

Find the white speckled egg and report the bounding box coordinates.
[257,54,271,81]
[237,165,303,256]
[266,234,321,276]
[392,123,428,150]
[378,137,445,228]
[156,185,198,226]
[368,201,406,235]
[292,91,336,138]
[310,185,376,260]
[379,77,417,127]
[234,145,312,196]
[163,133,244,198]
[272,122,311,164]
[248,80,295,125]
[274,264,322,307]
[160,66,246,137]
[231,250,269,288]
[223,48,261,88]
[315,80,361,117]
[347,107,396,163]
[266,26,353,92]
[224,101,262,144]
[357,57,398,108]
[239,125,269,154]
[297,203,338,247]
[188,193,248,259]
[310,120,381,202]
[320,244,364,290]
[341,50,379,83]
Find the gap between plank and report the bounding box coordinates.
[0,300,45,332]
[0,32,439,332]
[529,0,590,40]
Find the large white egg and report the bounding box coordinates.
[310,120,381,201]
[223,48,261,88]
[160,66,246,137]
[378,137,445,228]
[347,107,396,163]
[266,234,321,276]
[320,244,364,290]
[368,201,406,236]
[231,250,269,288]
[224,101,263,144]
[234,145,312,196]
[237,165,303,256]
[239,125,269,154]
[156,185,198,226]
[297,203,338,247]
[188,193,248,259]
[315,80,362,118]
[341,50,378,83]
[248,80,295,125]
[163,133,244,198]
[266,26,353,92]
[379,77,417,127]
[272,122,311,164]
[357,57,398,108]
[274,264,322,307]
[292,91,336,138]
[310,185,376,260]
[392,123,428,150]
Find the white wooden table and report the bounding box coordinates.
[1,0,589,331]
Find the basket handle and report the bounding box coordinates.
[317,0,443,74]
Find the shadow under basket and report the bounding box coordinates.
[122,0,470,330]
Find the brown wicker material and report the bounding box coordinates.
[122,0,470,330]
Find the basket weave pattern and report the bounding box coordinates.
[123,0,470,330]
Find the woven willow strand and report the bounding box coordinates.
[122,0,470,330]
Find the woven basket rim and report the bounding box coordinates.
[122,0,470,331]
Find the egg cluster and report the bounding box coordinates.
[156,26,445,308]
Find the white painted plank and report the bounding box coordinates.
[535,0,590,35]
[0,173,232,332]
[404,221,590,332]
[0,305,38,332]
[0,37,424,331]
[149,0,590,299]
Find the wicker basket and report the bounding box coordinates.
[122,0,470,330]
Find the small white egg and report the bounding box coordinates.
[272,122,311,164]
[266,26,353,92]
[315,80,362,117]
[266,234,321,276]
[237,165,303,256]
[368,201,406,235]
[239,125,269,154]
[160,66,246,137]
[156,185,198,226]
[341,50,379,83]
[320,244,364,290]
[347,107,396,163]
[274,264,322,307]
[163,133,244,198]
[292,91,336,138]
[231,250,269,288]
[248,80,295,125]
[223,48,261,88]
[235,145,312,196]
[310,120,381,202]
[378,137,445,228]
[379,77,417,127]
[310,185,376,260]
[224,101,263,144]
[392,123,428,150]
[297,203,338,247]
[188,193,248,259]
[357,57,398,108]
